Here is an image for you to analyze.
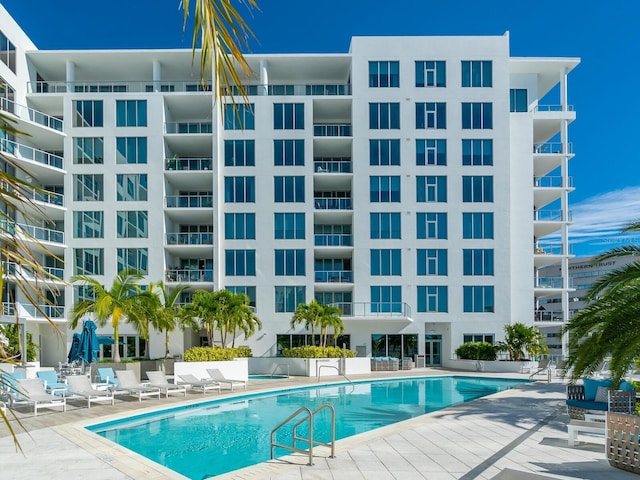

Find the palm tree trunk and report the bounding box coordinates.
[112,324,121,363]
[164,329,170,358]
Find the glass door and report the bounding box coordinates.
[424,334,442,366]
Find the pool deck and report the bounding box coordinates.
[1,368,636,480]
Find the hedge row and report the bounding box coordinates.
[183,346,252,362]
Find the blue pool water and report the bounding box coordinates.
[249,374,289,380]
[89,376,523,479]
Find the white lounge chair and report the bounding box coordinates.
[146,371,187,397]
[177,374,221,394]
[206,368,247,391]
[115,370,161,401]
[15,378,67,415]
[65,375,115,408]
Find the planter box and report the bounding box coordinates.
[174,358,248,382]
[371,359,399,371]
[401,361,414,371]
[445,359,529,373]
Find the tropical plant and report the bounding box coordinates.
[290,299,323,345]
[495,322,548,361]
[564,221,640,384]
[455,341,497,361]
[69,268,150,363]
[183,345,252,362]
[148,281,193,358]
[226,292,262,347]
[0,323,39,362]
[317,304,344,348]
[283,346,356,359]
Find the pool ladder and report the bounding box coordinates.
[270,403,336,466]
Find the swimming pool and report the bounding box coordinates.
[89,376,523,479]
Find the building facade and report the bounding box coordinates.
[0,5,579,367]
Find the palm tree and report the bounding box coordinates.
[149,281,192,358]
[181,289,221,347]
[69,268,149,363]
[290,300,324,346]
[317,304,343,348]
[496,322,548,361]
[226,292,262,347]
[564,221,640,384]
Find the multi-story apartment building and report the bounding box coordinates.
[0,5,579,368]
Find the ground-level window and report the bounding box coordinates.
[462,334,494,344]
[100,335,146,360]
[276,334,351,356]
[371,334,418,358]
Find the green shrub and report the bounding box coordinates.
[183,346,252,362]
[282,346,356,358]
[455,342,497,361]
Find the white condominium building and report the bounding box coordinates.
[0,5,579,367]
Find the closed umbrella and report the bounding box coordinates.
[67,333,81,363]
[78,320,99,365]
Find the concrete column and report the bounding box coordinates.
[559,67,570,359]
[153,60,161,92]
[66,61,75,92]
[260,59,268,96]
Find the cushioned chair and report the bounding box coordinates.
[36,370,71,396]
[566,378,635,420]
[115,370,161,402]
[14,378,67,415]
[146,371,187,398]
[66,375,115,408]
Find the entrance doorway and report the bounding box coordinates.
[424,334,442,366]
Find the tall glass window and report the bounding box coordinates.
[225,213,256,239]
[416,103,446,129]
[461,61,492,87]
[462,176,494,202]
[462,212,494,239]
[225,140,255,166]
[74,137,104,164]
[462,139,493,165]
[116,174,148,201]
[117,248,148,274]
[416,139,446,166]
[417,286,448,312]
[74,100,103,127]
[73,211,103,238]
[117,211,148,238]
[224,104,255,130]
[370,212,401,239]
[116,100,147,126]
[510,89,528,112]
[274,103,304,129]
[417,176,447,202]
[274,176,304,202]
[0,31,16,73]
[116,137,147,164]
[370,249,402,276]
[369,139,400,166]
[369,103,400,129]
[462,103,493,129]
[370,176,400,202]
[415,61,446,87]
[274,212,305,239]
[74,174,103,201]
[369,61,399,87]
[417,249,448,275]
[225,249,256,276]
[463,249,494,275]
[74,248,104,275]
[224,176,256,203]
[274,139,304,166]
[275,249,306,276]
[416,212,447,239]
[463,286,495,312]
[370,286,402,313]
[275,286,305,313]
[226,286,257,307]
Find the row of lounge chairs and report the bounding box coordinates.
[0,368,247,416]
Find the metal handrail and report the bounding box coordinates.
[270,406,314,465]
[317,364,354,391]
[271,363,290,379]
[293,404,336,459]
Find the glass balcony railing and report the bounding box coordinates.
[28,81,215,94]
[313,124,352,137]
[534,311,564,322]
[44,266,64,280]
[534,244,568,255]
[165,157,213,171]
[314,270,353,283]
[534,104,575,112]
[165,268,213,282]
[20,303,65,319]
[314,197,352,210]
[2,302,13,315]
[2,262,64,281]
[0,97,63,131]
[534,210,572,222]
[166,232,214,245]
[535,277,571,289]
[18,223,64,244]
[314,234,353,247]
[534,176,573,188]
[165,195,213,208]
[313,159,352,173]
[222,83,351,96]
[165,122,213,134]
[533,142,574,154]
[0,139,64,169]
[331,301,412,317]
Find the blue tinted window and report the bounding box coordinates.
[416,103,446,129]
[463,286,494,312]
[417,176,447,202]
[274,103,304,129]
[416,212,447,239]
[225,249,256,276]
[415,61,446,87]
[275,249,305,276]
[462,139,493,165]
[224,176,255,203]
[224,104,255,130]
[462,103,493,129]
[370,212,401,239]
[417,249,448,275]
[462,212,494,239]
[370,249,402,276]
[275,286,305,312]
[510,89,528,112]
[369,61,400,87]
[462,176,493,202]
[461,61,492,87]
[417,286,448,312]
[369,103,400,129]
[274,139,304,166]
[274,176,305,202]
[463,249,494,275]
[370,176,401,202]
[416,139,446,166]
[225,140,255,166]
[274,212,305,239]
[225,213,256,239]
[116,100,147,127]
[370,286,402,313]
[370,139,401,165]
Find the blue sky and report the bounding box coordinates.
[2,0,639,257]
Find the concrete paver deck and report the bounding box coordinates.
[1,369,635,480]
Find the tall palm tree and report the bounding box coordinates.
[564,221,640,384]
[181,289,221,347]
[226,292,262,347]
[317,304,343,348]
[69,268,149,363]
[149,281,192,358]
[290,300,323,346]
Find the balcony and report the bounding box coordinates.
[165,157,213,171]
[222,83,351,96]
[165,195,213,209]
[0,139,64,170]
[533,105,575,112]
[28,80,215,94]
[535,277,569,289]
[166,232,213,246]
[533,142,574,155]
[534,176,573,188]
[166,268,213,283]
[165,122,212,134]
[19,303,66,320]
[314,158,352,173]
[314,270,353,283]
[314,234,353,247]
[3,262,63,282]
[313,124,352,137]
[534,311,565,323]
[314,197,352,210]
[331,302,412,319]
[0,97,63,131]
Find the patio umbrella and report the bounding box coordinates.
[78,320,99,365]
[67,333,81,363]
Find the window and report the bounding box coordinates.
[416,103,446,129]
[415,61,446,87]
[416,139,446,166]
[369,139,400,166]
[461,60,492,87]
[225,140,255,166]
[74,248,104,275]
[462,212,494,239]
[225,176,256,203]
[117,248,148,274]
[370,249,401,276]
[116,100,147,126]
[462,103,493,129]
[116,137,147,164]
[462,139,493,166]
[370,176,400,202]
[117,211,148,238]
[463,285,495,312]
[417,286,448,312]
[275,249,306,276]
[225,213,256,239]
[463,249,494,275]
[417,176,447,202]
[74,137,104,164]
[74,174,103,201]
[226,286,257,307]
[224,103,255,130]
[369,61,399,87]
[462,176,493,202]
[73,211,103,238]
[463,334,494,344]
[416,212,447,239]
[371,333,416,358]
[0,31,16,73]
[274,103,304,129]
[74,100,103,127]
[274,176,304,202]
[275,286,305,313]
[274,140,304,166]
[370,212,401,239]
[510,89,528,112]
[225,249,256,276]
[275,212,305,239]
[116,174,148,201]
[417,249,447,275]
[369,103,400,129]
[370,286,402,313]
